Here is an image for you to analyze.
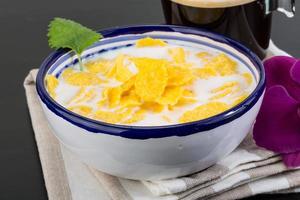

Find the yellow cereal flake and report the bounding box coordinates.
[121,76,136,93]
[135,37,167,47]
[169,90,197,109]
[196,52,212,59]
[232,93,249,106]
[61,68,75,79]
[65,72,103,86]
[183,89,196,97]
[141,102,164,113]
[207,53,237,76]
[174,97,197,107]
[67,86,86,104]
[196,52,212,63]
[104,87,123,108]
[211,82,239,93]
[131,57,167,69]
[85,59,112,74]
[169,47,186,63]
[242,73,253,85]
[179,102,229,123]
[194,54,237,78]
[134,58,168,101]
[172,62,193,68]
[115,55,134,82]
[167,65,194,86]
[74,88,97,104]
[94,108,133,124]
[45,75,59,98]
[105,64,117,78]
[105,56,129,79]
[157,86,184,106]
[123,109,146,124]
[68,105,93,116]
[210,88,233,100]
[120,91,141,107]
[194,67,218,79]
[97,98,106,107]
[161,115,172,123]
[101,77,137,108]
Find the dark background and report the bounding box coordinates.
[1,0,299,199]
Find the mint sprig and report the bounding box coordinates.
[47,17,102,71]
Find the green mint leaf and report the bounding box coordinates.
[47,17,102,55]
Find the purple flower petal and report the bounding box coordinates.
[264,56,300,101]
[282,152,300,168]
[253,85,300,153]
[264,56,297,88]
[254,56,300,168]
[291,60,300,85]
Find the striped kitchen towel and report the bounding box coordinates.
[89,134,300,200]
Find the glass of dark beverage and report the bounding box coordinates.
[161,0,295,59]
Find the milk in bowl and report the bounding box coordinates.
[45,37,257,126]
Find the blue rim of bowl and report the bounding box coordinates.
[36,24,265,140]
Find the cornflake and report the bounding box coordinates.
[179,102,229,123]
[168,47,186,63]
[65,72,103,86]
[45,75,59,98]
[135,37,167,47]
[133,58,168,102]
[68,105,93,116]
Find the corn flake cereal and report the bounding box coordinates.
[67,86,86,104]
[65,72,103,86]
[157,86,184,106]
[196,52,212,63]
[179,102,229,123]
[48,37,255,125]
[120,91,141,107]
[104,87,123,108]
[45,75,59,98]
[174,97,197,108]
[168,47,186,63]
[210,88,233,100]
[85,59,112,74]
[167,65,194,86]
[162,115,172,123]
[141,102,164,113]
[61,68,75,79]
[211,82,239,93]
[68,105,93,116]
[194,67,218,79]
[115,55,134,82]
[196,52,212,59]
[242,73,253,85]
[134,58,168,101]
[123,109,146,124]
[207,53,237,76]
[135,37,167,47]
[232,93,249,106]
[94,108,133,124]
[74,88,97,104]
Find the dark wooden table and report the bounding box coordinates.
[1,0,299,199]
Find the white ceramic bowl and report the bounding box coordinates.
[36,25,265,180]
